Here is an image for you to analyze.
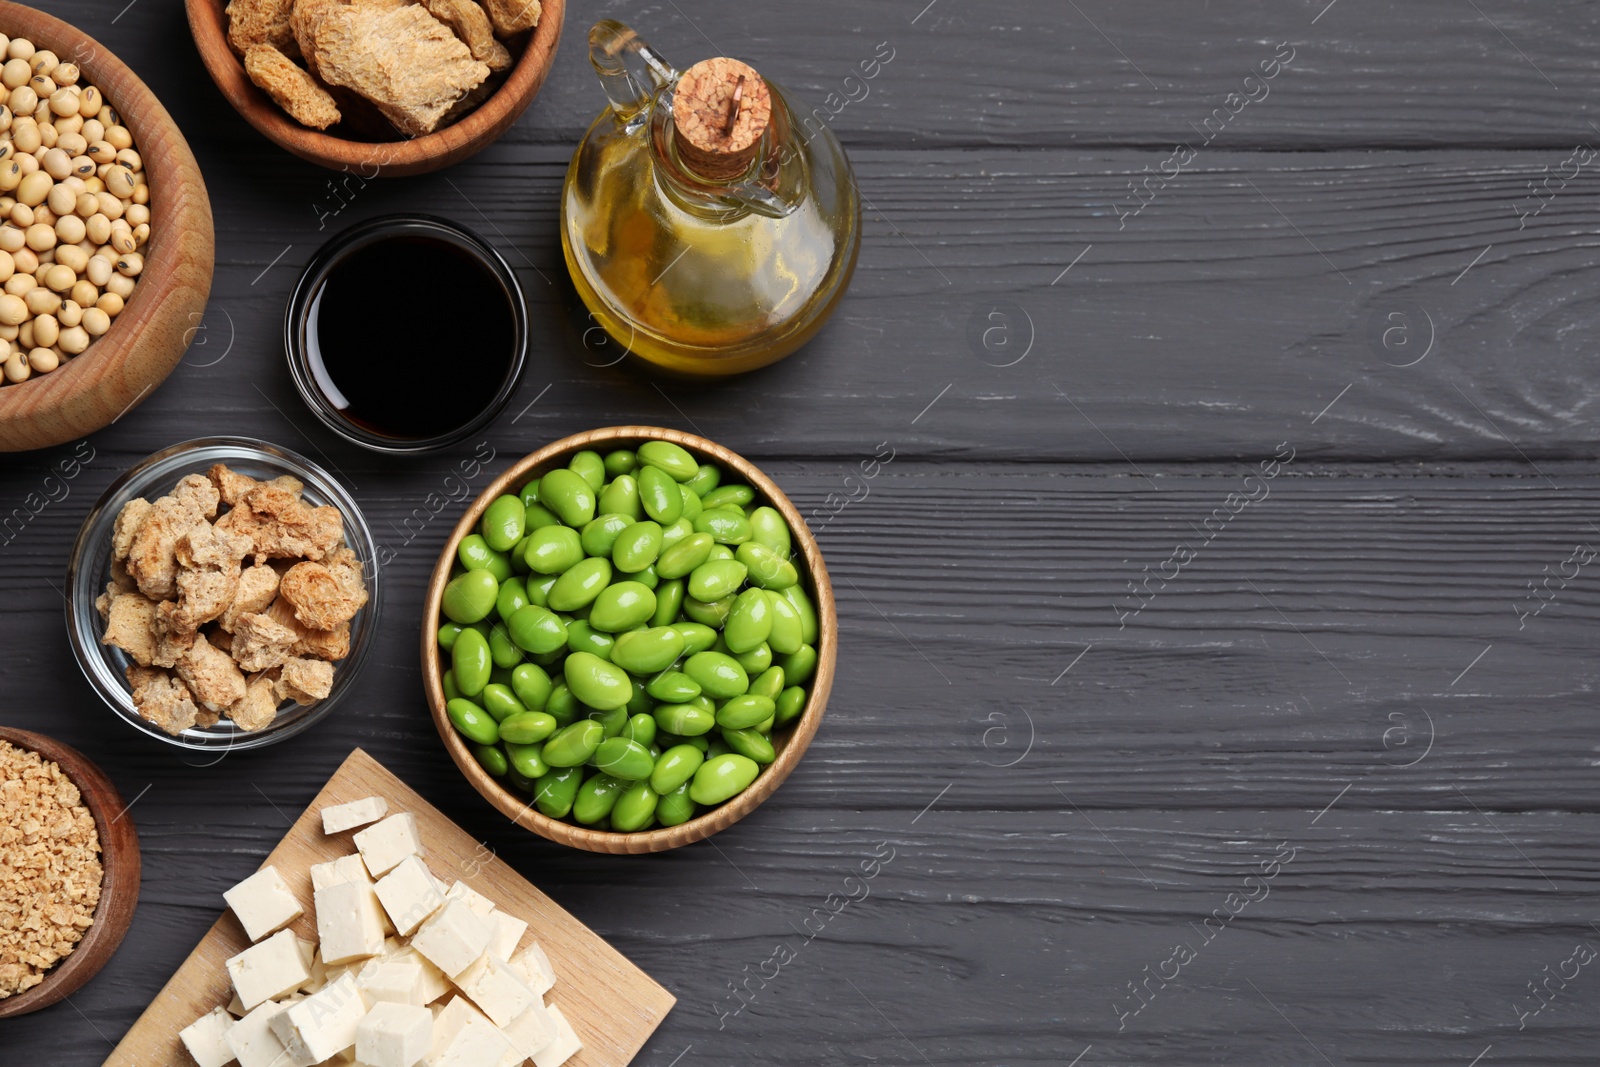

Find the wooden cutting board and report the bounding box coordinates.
[104,748,675,1067]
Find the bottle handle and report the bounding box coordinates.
[589,20,677,122]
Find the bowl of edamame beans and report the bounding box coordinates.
[422,426,835,854]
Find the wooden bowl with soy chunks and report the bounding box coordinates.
[422,427,837,855]
[186,0,565,177]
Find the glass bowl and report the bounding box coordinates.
[66,438,381,751]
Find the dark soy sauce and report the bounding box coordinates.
[305,235,516,440]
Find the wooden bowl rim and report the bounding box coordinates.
[421,426,837,855]
[184,0,566,173]
[0,726,140,1018]
[0,0,213,429]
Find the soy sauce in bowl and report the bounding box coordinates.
[287,216,527,453]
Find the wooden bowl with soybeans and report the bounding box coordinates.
[0,2,214,452]
[187,0,566,177]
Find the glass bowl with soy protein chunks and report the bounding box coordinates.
[423,428,835,854]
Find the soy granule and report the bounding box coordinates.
[0,740,102,997]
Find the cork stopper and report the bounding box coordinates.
[672,57,772,181]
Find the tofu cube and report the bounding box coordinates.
[500,1001,557,1061]
[322,796,389,834]
[311,852,373,891]
[356,1001,432,1067]
[425,997,492,1065]
[223,865,304,942]
[316,879,387,965]
[299,944,328,994]
[487,912,527,962]
[353,813,423,877]
[508,943,555,997]
[226,1000,314,1067]
[374,855,445,937]
[433,1017,513,1067]
[227,929,313,1011]
[443,880,495,919]
[393,944,454,1006]
[179,1006,236,1067]
[409,899,492,979]
[531,1004,582,1067]
[358,957,425,1006]
[454,952,535,1027]
[270,973,369,1064]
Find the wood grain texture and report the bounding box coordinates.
[104,748,674,1067]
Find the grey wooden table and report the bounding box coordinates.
[5,1,1599,1064]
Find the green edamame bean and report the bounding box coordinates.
[588,581,657,632]
[523,526,585,575]
[564,651,634,710]
[657,532,714,579]
[542,719,604,767]
[510,663,553,711]
[638,464,684,524]
[782,644,818,684]
[539,468,596,527]
[604,450,637,478]
[647,669,701,703]
[651,578,686,626]
[748,666,785,701]
[682,594,734,628]
[569,450,606,492]
[548,557,613,612]
[660,517,695,548]
[508,605,568,654]
[438,622,466,652]
[441,670,461,701]
[447,698,499,744]
[694,508,752,545]
[683,461,721,497]
[627,678,654,715]
[677,734,711,753]
[442,569,499,624]
[735,542,798,590]
[733,642,772,674]
[689,754,760,805]
[565,619,615,660]
[504,741,550,779]
[638,440,699,482]
[620,564,658,590]
[481,495,526,552]
[611,781,660,831]
[720,727,776,764]
[499,710,558,744]
[452,628,492,696]
[597,474,643,520]
[592,737,654,780]
[505,767,538,794]
[674,622,719,655]
[686,651,749,699]
[716,694,775,729]
[701,484,755,510]
[471,743,509,776]
[707,544,735,562]
[545,681,578,725]
[677,482,702,520]
[496,577,530,623]
[610,626,686,675]
[580,514,632,558]
[588,704,628,738]
[774,685,807,726]
[612,521,663,573]
[518,478,540,507]
[724,588,773,653]
[765,590,803,654]
[487,625,525,669]
[649,744,704,794]
[778,584,819,645]
[623,712,657,747]
[573,773,626,824]
[524,574,557,607]
[656,782,695,826]
[748,507,791,557]
[458,535,513,582]
[706,736,733,758]
[653,702,716,737]
[524,502,562,531]
[480,683,526,722]
[534,766,583,818]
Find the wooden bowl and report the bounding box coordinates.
[186,0,565,177]
[0,727,141,1018]
[0,2,214,453]
[422,427,837,854]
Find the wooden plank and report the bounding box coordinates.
[103,748,674,1067]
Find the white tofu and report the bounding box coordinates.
[311,853,373,892]
[424,997,492,1067]
[299,945,328,994]
[358,957,425,1006]
[433,1017,513,1067]
[392,944,453,1006]
[179,1006,237,1067]
[410,899,491,979]
[531,1005,582,1067]
[443,881,495,919]
[487,912,527,962]
[223,865,304,943]
[508,944,554,998]
[226,1000,313,1067]
[454,953,535,1027]
[354,814,423,877]
[270,973,369,1063]
[356,1001,432,1067]
[227,930,312,1011]
[316,880,387,966]
[374,855,445,937]
[499,1001,556,1061]
[323,796,389,834]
